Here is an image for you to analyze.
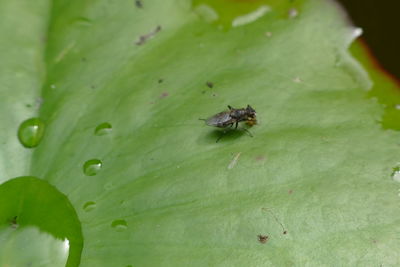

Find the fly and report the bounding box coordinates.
[200,105,257,142]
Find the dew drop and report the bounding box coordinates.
[83,159,102,176]
[17,118,45,148]
[94,122,112,136]
[111,219,128,232]
[83,201,96,212]
[392,167,400,182]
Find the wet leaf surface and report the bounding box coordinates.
[1,0,400,266]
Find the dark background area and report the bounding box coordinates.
[337,0,400,79]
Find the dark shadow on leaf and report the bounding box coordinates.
[206,128,248,143]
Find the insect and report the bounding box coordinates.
[201,105,257,142]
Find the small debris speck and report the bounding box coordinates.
[158,78,163,83]
[228,152,242,169]
[160,92,169,98]
[258,234,268,244]
[283,231,287,235]
[50,84,56,89]
[265,32,272,37]
[135,25,161,46]
[293,77,302,83]
[35,97,44,109]
[288,8,298,18]
[255,155,266,161]
[135,0,143,8]
[9,216,18,229]
[288,190,293,194]
[206,81,214,88]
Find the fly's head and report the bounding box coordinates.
[245,105,257,121]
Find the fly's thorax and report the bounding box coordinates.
[230,108,249,121]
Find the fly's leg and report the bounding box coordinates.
[235,122,238,129]
[216,131,226,143]
[216,125,232,142]
[240,127,253,137]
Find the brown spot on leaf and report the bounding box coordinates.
[255,155,265,161]
[160,92,169,98]
[257,234,268,244]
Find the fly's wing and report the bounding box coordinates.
[205,111,232,127]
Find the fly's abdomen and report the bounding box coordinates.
[205,112,232,128]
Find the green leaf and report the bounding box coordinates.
[1,0,400,266]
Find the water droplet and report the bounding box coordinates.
[111,219,128,232]
[50,84,56,89]
[0,176,83,266]
[94,122,112,136]
[83,159,102,176]
[17,118,45,148]
[392,167,400,182]
[83,201,96,212]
